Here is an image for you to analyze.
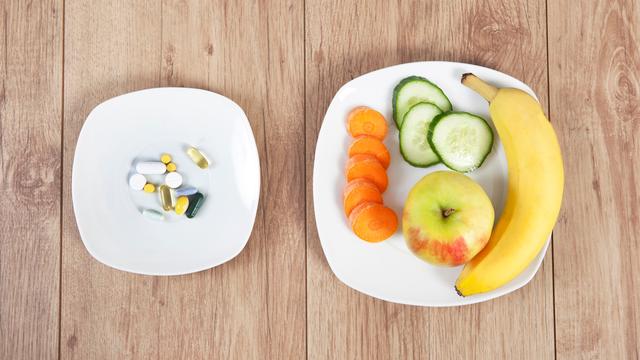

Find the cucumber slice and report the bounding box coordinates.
[393,76,452,128]
[428,112,494,172]
[399,102,443,167]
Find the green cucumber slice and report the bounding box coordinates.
[399,102,443,167]
[393,76,452,128]
[428,112,494,172]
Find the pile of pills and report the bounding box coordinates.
[128,147,210,221]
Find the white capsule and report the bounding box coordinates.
[175,186,198,197]
[142,209,165,221]
[136,161,166,175]
[128,174,147,190]
[165,172,183,188]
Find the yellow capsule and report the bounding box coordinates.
[160,153,172,164]
[143,183,156,193]
[186,147,210,169]
[166,162,177,172]
[175,196,189,215]
[158,185,174,211]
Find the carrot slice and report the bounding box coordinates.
[347,107,388,140]
[345,154,388,192]
[348,202,398,242]
[348,136,391,169]
[343,178,383,217]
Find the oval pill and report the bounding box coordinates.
[142,209,164,221]
[175,186,198,197]
[185,192,205,218]
[158,185,173,211]
[166,163,177,172]
[143,183,156,193]
[170,188,177,208]
[175,196,189,215]
[136,161,167,175]
[128,174,146,191]
[186,147,210,169]
[165,172,183,188]
[160,153,172,164]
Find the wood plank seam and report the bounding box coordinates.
[543,0,558,358]
[58,0,66,359]
[303,0,309,359]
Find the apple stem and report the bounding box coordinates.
[442,208,455,218]
[461,73,498,102]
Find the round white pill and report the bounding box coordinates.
[136,161,167,175]
[128,174,147,191]
[165,172,183,188]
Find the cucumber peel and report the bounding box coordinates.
[399,102,443,167]
[393,76,452,128]
[428,111,494,172]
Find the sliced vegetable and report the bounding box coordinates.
[399,102,443,167]
[348,136,391,169]
[343,178,383,217]
[348,202,398,242]
[393,76,452,128]
[347,107,388,140]
[345,154,388,192]
[428,112,494,172]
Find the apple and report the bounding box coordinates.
[403,171,494,266]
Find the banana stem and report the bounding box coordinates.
[461,73,498,102]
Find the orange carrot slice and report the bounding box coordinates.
[343,178,383,217]
[348,136,391,169]
[347,107,388,140]
[345,154,388,192]
[348,202,398,242]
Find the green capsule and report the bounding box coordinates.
[185,192,205,218]
[142,209,164,221]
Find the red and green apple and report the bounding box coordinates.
[403,171,494,266]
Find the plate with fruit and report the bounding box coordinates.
[73,88,260,275]
[313,61,563,306]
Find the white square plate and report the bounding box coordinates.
[313,62,549,306]
[72,88,260,275]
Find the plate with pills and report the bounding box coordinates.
[72,88,260,275]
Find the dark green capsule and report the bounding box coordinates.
[185,192,204,218]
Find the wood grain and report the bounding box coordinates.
[305,1,555,358]
[2,0,637,357]
[61,2,163,358]
[0,1,62,358]
[159,0,306,358]
[61,0,305,358]
[548,0,640,358]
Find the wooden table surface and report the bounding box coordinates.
[1,0,638,359]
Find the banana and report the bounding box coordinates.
[455,74,564,296]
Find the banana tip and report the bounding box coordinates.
[461,73,474,83]
[454,286,464,297]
